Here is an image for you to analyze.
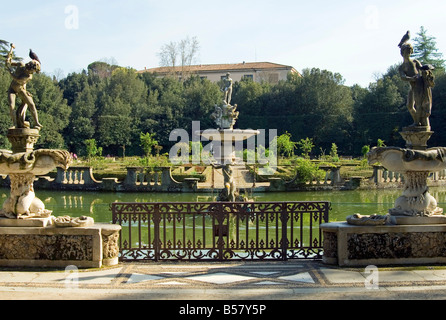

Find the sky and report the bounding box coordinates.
[2,0,446,87]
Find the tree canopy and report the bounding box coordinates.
[412,26,445,73]
[0,29,446,158]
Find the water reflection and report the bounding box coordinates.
[2,187,446,223]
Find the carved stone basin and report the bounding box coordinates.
[198,129,260,142]
[367,146,446,173]
[0,149,72,219]
[0,149,72,175]
[367,146,446,217]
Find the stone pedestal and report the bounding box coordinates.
[7,128,40,153]
[0,217,52,228]
[399,126,433,150]
[0,221,121,268]
[322,222,446,266]
[390,215,446,225]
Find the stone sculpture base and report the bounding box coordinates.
[7,128,40,153]
[399,126,433,150]
[321,222,446,267]
[390,215,446,225]
[0,221,121,268]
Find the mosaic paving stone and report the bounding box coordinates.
[279,272,315,283]
[186,272,256,284]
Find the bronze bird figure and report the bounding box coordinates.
[29,49,41,64]
[398,31,410,48]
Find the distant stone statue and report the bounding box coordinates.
[5,43,43,130]
[211,103,239,129]
[223,73,233,105]
[399,36,435,128]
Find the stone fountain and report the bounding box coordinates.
[321,32,446,266]
[0,43,120,268]
[199,73,259,201]
[363,33,442,225]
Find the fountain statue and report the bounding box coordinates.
[363,31,445,224]
[1,43,73,221]
[200,73,259,202]
[320,31,446,266]
[345,32,445,225]
[0,43,120,268]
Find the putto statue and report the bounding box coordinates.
[0,42,73,221]
[398,32,435,129]
[5,43,43,130]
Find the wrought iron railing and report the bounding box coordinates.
[111,201,330,261]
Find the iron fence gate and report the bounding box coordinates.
[111,201,330,261]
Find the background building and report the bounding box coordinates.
[138,62,300,84]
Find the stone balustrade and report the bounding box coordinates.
[3,164,444,193]
[371,165,405,186]
[369,165,446,188]
[37,166,195,192]
[268,165,343,191]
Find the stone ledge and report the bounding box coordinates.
[0,217,53,228]
[321,222,446,267]
[0,223,120,268]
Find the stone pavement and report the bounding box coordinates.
[2,261,446,301]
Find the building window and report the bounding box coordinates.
[243,74,254,81]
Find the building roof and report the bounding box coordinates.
[138,62,298,74]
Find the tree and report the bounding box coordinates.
[412,26,445,73]
[158,41,178,73]
[297,137,315,159]
[361,145,370,158]
[182,76,221,129]
[94,67,150,156]
[329,143,339,162]
[0,68,13,148]
[352,68,407,150]
[276,132,297,158]
[0,39,22,67]
[158,36,200,80]
[88,60,119,79]
[291,68,354,151]
[178,36,200,77]
[26,73,71,148]
[66,85,97,154]
[377,138,386,147]
[97,114,132,157]
[84,138,102,160]
[140,132,158,157]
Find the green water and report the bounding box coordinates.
[3,187,446,223]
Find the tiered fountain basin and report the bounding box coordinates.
[198,129,260,164]
[199,129,260,142]
[368,146,446,221]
